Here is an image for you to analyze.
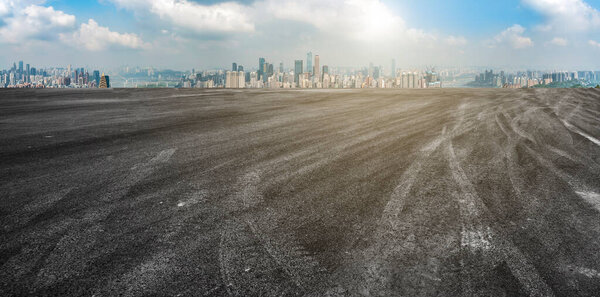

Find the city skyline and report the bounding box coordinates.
[2,0,600,69]
[6,54,600,89]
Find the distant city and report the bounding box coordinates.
[2,53,600,89]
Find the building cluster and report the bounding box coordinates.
[473,69,600,88]
[2,55,448,89]
[218,53,442,89]
[1,61,110,88]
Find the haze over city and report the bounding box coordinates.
[2,0,600,69]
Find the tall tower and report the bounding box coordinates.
[99,73,110,88]
[232,62,237,72]
[294,60,303,85]
[93,70,100,87]
[258,58,265,79]
[306,52,313,74]
[391,59,396,78]
[314,55,320,81]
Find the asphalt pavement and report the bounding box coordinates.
[1,88,600,296]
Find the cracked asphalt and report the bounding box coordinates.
[1,88,600,296]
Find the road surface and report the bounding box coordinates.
[1,88,600,296]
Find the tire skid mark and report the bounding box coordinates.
[219,169,325,295]
[575,191,600,212]
[381,125,447,233]
[32,147,178,289]
[499,106,600,209]
[564,265,600,278]
[361,102,478,292]
[522,144,600,212]
[561,119,600,147]
[495,113,529,202]
[447,139,555,297]
[359,125,453,294]
[447,141,493,252]
[3,187,74,231]
[218,225,236,297]
[246,219,323,290]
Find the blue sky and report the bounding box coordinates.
[2,0,600,70]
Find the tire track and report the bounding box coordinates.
[219,169,325,296]
[447,139,555,297]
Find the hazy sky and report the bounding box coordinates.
[2,0,600,70]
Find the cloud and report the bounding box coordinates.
[260,0,405,42]
[488,25,533,49]
[547,37,568,46]
[445,35,468,46]
[589,40,600,49]
[523,0,600,31]
[108,0,254,34]
[0,3,75,43]
[60,19,149,51]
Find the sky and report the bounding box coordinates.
[2,0,600,70]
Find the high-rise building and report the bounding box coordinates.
[368,62,373,78]
[279,62,284,73]
[322,65,329,82]
[25,64,30,83]
[238,65,243,72]
[93,70,100,87]
[258,58,265,80]
[18,61,23,78]
[263,62,272,82]
[294,60,303,85]
[99,74,110,88]
[232,63,237,72]
[306,52,313,74]
[314,55,320,81]
[391,59,396,78]
[238,71,245,88]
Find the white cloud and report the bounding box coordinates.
[260,0,405,42]
[61,19,149,51]
[445,35,468,46]
[0,1,9,16]
[523,0,600,31]
[0,4,75,43]
[258,0,466,50]
[488,25,534,49]
[589,40,600,49]
[547,37,568,46]
[108,0,254,34]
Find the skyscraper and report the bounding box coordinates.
[294,60,303,85]
[18,61,23,80]
[232,63,237,72]
[258,58,265,80]
[306,52,313,74]
[263,63,271,83]
[26,64,30,83]
[391,59,396,78]
[322,65,329,81]
[99,74,110,88]
[314,55,320,81]
[93,70,100,87]
[279,62,284,73]
[238,65,243,72]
